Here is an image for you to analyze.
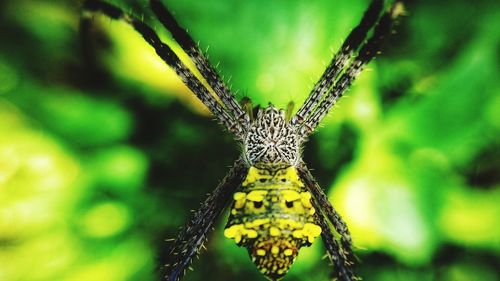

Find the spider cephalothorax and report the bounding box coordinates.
[82,0,402,280]
[244,106,300,170]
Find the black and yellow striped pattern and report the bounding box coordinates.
[224,166,321,280]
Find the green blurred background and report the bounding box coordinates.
[0,0,499,280]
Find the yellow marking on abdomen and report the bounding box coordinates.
[224,166,321,280]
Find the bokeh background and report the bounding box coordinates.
[0,0,499,280]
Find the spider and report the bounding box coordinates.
[81,0,402,280]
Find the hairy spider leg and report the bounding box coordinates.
[161,159,248,281]
[315,213,356,281]
[301,2,403,136]
[291,0,384,127]
[297,164,356,281]
[150,0,249,132]
[298,163,354,257]
[81,0,243,134]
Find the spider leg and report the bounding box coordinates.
[291,0,384,127]
[81,0,243,134]
[161,159,248,281]
[315,214,357,281]
[149,0,249,129]
[300,2,404,136]
[297,163,357,281]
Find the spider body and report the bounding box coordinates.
[81,0,402,280]
[226,105,319,279]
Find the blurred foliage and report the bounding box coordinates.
[0,0,499,281]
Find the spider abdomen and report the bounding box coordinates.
[224,166,321,280]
